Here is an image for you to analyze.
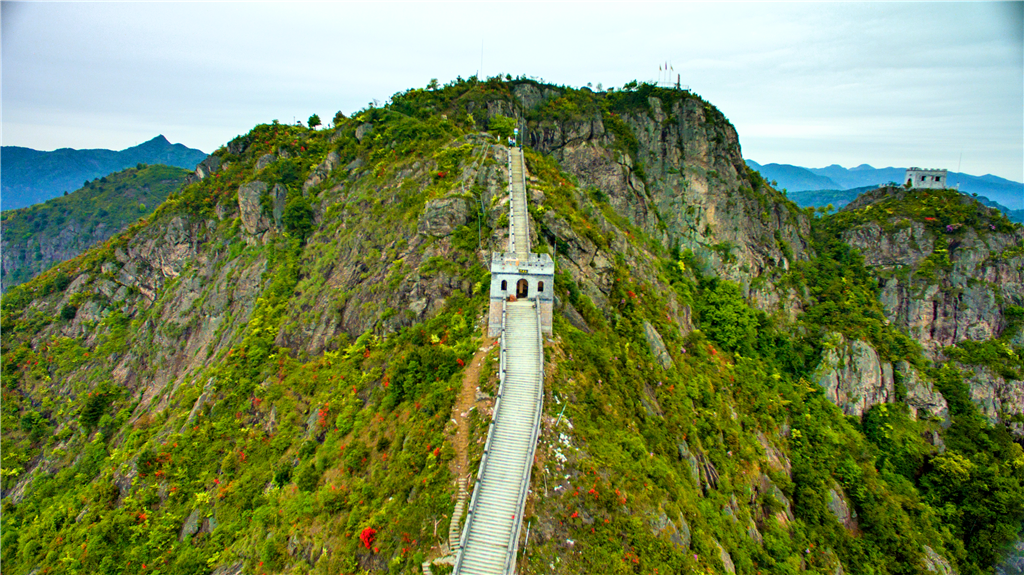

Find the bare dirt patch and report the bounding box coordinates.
[450,334,497,479]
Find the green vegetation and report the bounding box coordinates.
[822,187,1017,238]
[487,115,516,140]
[1,164,191,290]
[1,75,1022,575]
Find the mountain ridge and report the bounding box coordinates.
[1,135,207,211]
[2,77,1022,575]
[0,163,192,291]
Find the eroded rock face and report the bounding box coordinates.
[827,484,859,532]
[642,320,674,370]
[814,334,895,417]
[840,193,1024,428]
[846,194,1024,330]
[194,155,221,181]
[417,196,471,237]
[965,367,1024,432]
[524,94,810,313]
[237,181,286,237]
[355,123,373,142]
[898,361,949,422]
[255,153,276,172]
[303,150,340,195]
[238,181,268,234]
[814,335,957,422]
[512,83,560,110]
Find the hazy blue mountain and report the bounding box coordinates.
[747,160,1023,210]
[787,186,878,211]
[1,135,206,211]
[808,164,905,189]
[744,160,840,191]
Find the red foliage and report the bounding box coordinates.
[360,527,377,549]
[457,358,465,367]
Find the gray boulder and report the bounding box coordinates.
[303,150,341,195]
[255,153,276,172]
[642,320,674,370]
[814,334,894,417]
[238,181,269,234]
[418,196,471,237]
[827,484,858,532]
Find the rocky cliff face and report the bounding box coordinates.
[842,218,1024,354]
[813,333,949,420]
[831,187,1024,427]
[519,89,810,299]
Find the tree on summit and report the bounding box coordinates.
[308,114,321,130]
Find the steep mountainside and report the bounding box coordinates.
[828,187,1024,427]
[1,135,206,211]
[1,164,192,292]
[2,77,1022,575]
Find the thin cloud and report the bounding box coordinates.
[2,2,1021,182]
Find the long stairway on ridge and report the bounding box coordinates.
[510,148,530,260]
[453,147,545,575]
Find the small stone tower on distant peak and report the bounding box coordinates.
[905,167,947,189]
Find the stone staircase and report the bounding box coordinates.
[453,299,543,575]
[434,145,546,575]
[449,476,469,551]
[510,149,530,260]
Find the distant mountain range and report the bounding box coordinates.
[746,160,1023,211]
[1,135,206,211]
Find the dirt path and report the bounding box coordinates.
[450,334,496,478]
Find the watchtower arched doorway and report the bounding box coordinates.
[501,280,507,292]
[516,279,529,299]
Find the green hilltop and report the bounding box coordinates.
[1,163,193,292]
[2,76,1023,575]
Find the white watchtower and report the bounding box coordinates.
[905,167,947,189]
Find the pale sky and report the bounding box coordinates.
[2,2,1022,182]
